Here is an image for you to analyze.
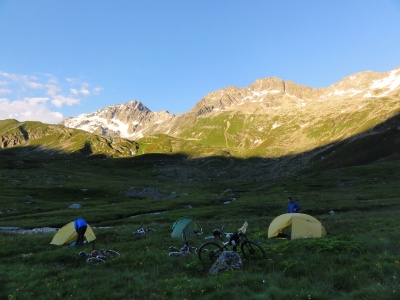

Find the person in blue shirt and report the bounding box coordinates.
[74,218,88,246]
[287,197,301,213]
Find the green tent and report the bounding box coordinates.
[171,217,202,239]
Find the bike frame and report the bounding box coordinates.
[214,230,245,249]
[198,225,267,262]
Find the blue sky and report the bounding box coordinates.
[1,0,400,124]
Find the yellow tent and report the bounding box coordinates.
[268,213,326,240]
[50,222,96,245]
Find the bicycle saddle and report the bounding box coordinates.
[212,229,221,237]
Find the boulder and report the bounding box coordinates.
[68,204,82,209]
[209,251,243,275]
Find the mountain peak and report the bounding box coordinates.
[247,77,285,92]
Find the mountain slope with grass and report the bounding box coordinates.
[2,109,400,181]
[0,119,139,157]
[60,67,400,159]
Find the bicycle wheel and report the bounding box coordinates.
[240,241,266,260]
[99,249,120,259]
[86,257,105,265]
[198,242,223,262]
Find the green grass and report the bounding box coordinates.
[1,149,400,299]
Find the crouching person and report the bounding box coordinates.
[74,218,88,246]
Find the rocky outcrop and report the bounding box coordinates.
[1,135,26,148]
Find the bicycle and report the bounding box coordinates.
[168,240,198,257]
[197,222,266,263]
[133,222,156,237]
[79,244,120,265]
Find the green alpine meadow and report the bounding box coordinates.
[1,104,400,299]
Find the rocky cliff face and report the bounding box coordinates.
[59,67,400,157]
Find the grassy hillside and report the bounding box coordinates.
[2,107,400,165]
[0,119,138,158]
[175,104,400,158]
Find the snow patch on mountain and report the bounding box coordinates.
[252,90,281,96]
[371,68,400,90]
[104,118,132,138]
[70,114,134,138]
[364,68,400,98]
[272,123,280,129]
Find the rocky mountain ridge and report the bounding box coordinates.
[61,67,400,134]
[58,67,400,157]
